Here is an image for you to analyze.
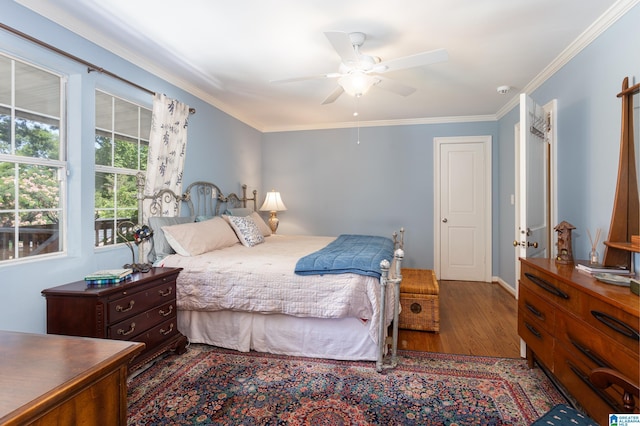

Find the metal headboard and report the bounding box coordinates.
[181,181,257,217]
[136,172,258,223]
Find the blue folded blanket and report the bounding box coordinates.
[294,234,394,278]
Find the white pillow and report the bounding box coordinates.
[249,211,272,237]
[161,216,238,256]
[227,215,265,247]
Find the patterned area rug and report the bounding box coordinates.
[127,344,566,425]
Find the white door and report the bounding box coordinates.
[434,136,492,282]
[515,95,557,284]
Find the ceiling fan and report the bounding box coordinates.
[272,31,448,105]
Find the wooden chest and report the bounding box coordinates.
[42,267,188,371]
[398,269,440,332]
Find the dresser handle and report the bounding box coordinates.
[525,302,544,320]
[591,310,640,341]
[117,322,136,336]
[566,360,619,411]
[115,300,135,312]
[160,323,174,335]
[524,322,542,338]
[569,337,611,368]
[524,273,569,299]
[159,305,174,317]
[159,288,173,297]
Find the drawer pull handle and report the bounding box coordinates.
[524,322,542,338]
[160,323,174,336]
[115,300,135,313]
[566,360,619,411]
[525,302,544,320]
[159,288,173,297]
[117,322,136,336]
[591,310,640,341]
[569,337,610,368]
[159,305,174,317]
[524,273,569,299]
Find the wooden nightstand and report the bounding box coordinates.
[42,267,188,371]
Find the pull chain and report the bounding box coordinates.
[354,95,361,144]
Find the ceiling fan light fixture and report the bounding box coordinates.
[338,71,378,97]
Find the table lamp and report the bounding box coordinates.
[260,190,287,233]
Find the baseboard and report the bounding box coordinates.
[493,276,516,298]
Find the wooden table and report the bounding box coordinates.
[0,330,144,425]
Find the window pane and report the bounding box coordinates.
[15,111,60,160]
[95,91,113,130]
[114,134,138,169]
[0,162,16,209]
[114,97,139,137]
[95,172,115,213]
[95,130,113,166]
[0,106,10,154]
[14,61,60,117]
[18,164,60,211]
[0,55,10,106]
[19,210,60,258]
[0,212,16,261]
[116,174,138,211]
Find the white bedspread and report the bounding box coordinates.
[158,235,396,341]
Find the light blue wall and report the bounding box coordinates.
[1,2,638,334]
[262,122,498,270]
[0,3,261,333]
[495,2,640,286]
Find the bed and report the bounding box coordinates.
[137,177,404,371]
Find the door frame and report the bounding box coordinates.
[514,99,558,296]
[434,135,492,282]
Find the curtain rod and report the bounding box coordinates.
[0,22,196,114]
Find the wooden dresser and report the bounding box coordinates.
[0,330,143,425]
[42,267,188,370]
[518,258,639,424]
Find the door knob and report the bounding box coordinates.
[442,218,448,223]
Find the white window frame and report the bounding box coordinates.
[0,53,67,264]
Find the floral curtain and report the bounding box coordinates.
[141,94,190,260]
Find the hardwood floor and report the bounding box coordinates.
[397,280,521,358]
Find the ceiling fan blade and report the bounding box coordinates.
[324,31,358,63]
[376,48,448,73]
[375,77,416,97]
[321,86,344,105]
[271,73,340,84]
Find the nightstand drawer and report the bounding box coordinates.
[108,300,176,341]
[108,281,176,323]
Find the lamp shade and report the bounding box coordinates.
[338,71,378,97]
[260,191,287,212]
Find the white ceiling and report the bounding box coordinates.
[16,0,635,132]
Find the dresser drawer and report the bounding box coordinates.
[520,264,582,313]
[578,296,639,353]
[554,343,635,425]
[556,312,639,381]
[107,280,176,323]
[518,314,554,370]
[519,284,556,332]
[108,300,176,341]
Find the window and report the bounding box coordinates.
[94,90,150,247]
[0,54,66,263]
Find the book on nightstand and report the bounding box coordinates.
[84,268,133,281]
